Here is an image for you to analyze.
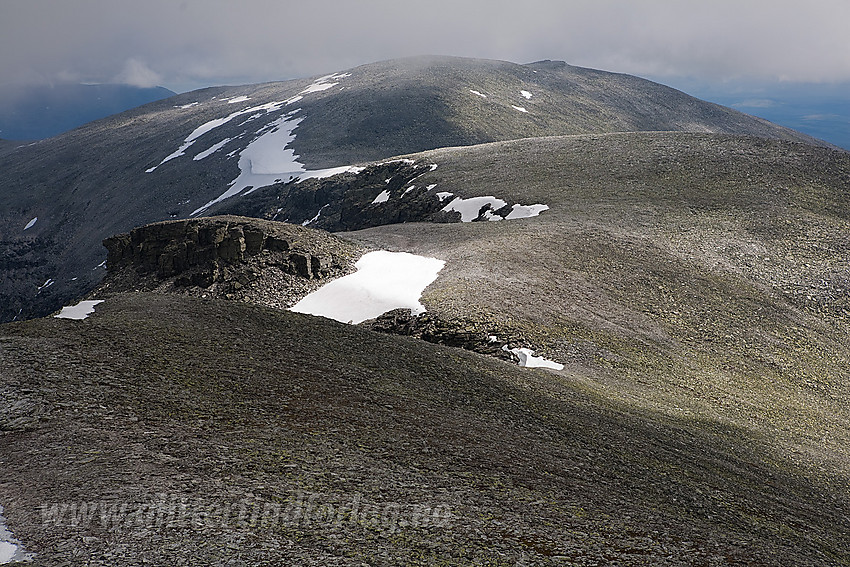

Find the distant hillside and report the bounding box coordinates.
[0,83,175,140]
[675,80,850,151]
[0,55,835,323]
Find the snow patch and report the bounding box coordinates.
[511,105,528,113]
[147,98,299,172]
[301,73,351,94]
[438,195,550,222]
[442,196,507,222]
[192,110,360,215]
[158,73,357,213]
[520,90,533,99]
[175,102,199,109]
[469,90,487,98]
[37,279,54,292]
[193,138,231,160]
[505,203,549,219]
[0,505,31,564]
[290,251,444,324]
[226,95,250,104]
[503,346,564,370]
[23,217,37,230]
[372,190,391,204]
[54,299,104,320]
[402,186,415,196]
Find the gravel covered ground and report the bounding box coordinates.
[1,293,849,565]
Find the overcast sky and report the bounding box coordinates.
[2,0,850,93]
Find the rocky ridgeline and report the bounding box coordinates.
[99,215,361,307]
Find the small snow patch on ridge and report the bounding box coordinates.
[175,102,199,109]
[226,96,250,104]
[54,300,104,320]
[469,90,487,98]
[440,195,550,222]
[511,105,528,113]
[301,73,351,94]
[520,90,532,99]
[505,204,549,219]
[372,190,391,204]
[291,251,444,324]
[443,196,507,222]
[23,217,37,230]
[503,346,564,370]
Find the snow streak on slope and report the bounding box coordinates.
[290,251,444,324]
[193,138,232,161]
[505,204,549,219]
[146,99,299,172]
[183,74,365,216]
[300,73,351,94]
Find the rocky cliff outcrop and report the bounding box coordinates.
[99,216,362,309]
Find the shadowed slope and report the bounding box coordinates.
[1,293,847,565]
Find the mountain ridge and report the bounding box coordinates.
[2,56,850,564]
[0,55,836,324]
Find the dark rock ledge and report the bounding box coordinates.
[97,215,362,309]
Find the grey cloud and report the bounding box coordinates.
[2,0,850,91]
